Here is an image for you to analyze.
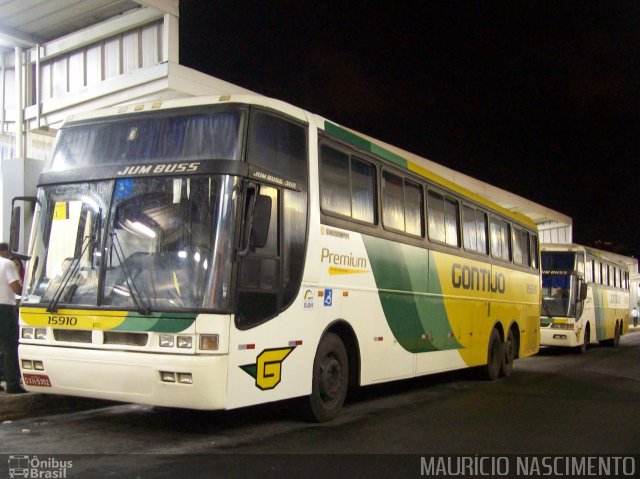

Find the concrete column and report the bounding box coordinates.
[162,12,179,63]
[14,46,24,159]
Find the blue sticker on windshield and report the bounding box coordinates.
[114,178,134,199]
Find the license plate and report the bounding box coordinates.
[22,373,52,387]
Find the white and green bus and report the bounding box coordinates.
[15,94,541,421]
[540,244,629,353]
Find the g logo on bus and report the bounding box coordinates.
[240,347,295,391]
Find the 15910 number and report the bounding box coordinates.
[47,315,78,326]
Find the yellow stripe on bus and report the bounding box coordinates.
[21,307,128,330]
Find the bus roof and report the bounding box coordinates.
[542,243,637,268]
[61,93,568,230]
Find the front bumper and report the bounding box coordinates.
[19,344,228,410]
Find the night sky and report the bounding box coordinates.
[180,1,640,258]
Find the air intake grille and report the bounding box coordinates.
[104,331,148,346]
[53,329,92,343]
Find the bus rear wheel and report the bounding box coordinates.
[613,322,622,348]
[483,328,502,381]
[600,322,621,347]
[500,329,515,377]
[612,321,621,347]
[307,332,349,422]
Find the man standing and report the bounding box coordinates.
[0,242,26,393]
[632,306,639,328]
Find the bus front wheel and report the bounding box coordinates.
[308,332,349,422]
[577,325,590,354]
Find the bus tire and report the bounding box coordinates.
[601,322,621,347]
[612,321,621,347]
[483,328,502,381]
[308,332,348,422]
[500,328,515,377]
[577,325,589,354]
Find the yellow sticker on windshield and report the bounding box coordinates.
[53,202,68,220]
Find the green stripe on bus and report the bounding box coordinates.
[324,121,408,169]
[115,312,197,333]
[363,236,461,353]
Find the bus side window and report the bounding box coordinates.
[530,234,539,269]
[427,190,459,247]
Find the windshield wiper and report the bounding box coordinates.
[47,234,93,313]
[110,231,151,315]
[541,297,554,318]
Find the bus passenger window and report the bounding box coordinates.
[320,146,351,217]
[463,205,488,254]
[404,180,423,236]
[351,158,375,223]
[427,190,446,243]
[490,217,511,261]
[320,145,375,224]
[428,190,459,246]
[382,171,405,232]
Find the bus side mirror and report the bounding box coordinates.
[578,281,588,301]
[250,195,272,249]
[10,196,37,260]
[10,206,21,251]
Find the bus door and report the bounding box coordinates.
[235,184,281,327]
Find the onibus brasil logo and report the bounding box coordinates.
[240,347,295,390]
[8,455,72,478]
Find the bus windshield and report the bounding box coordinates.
[50,110,243,171]
[23,175,239,312]
[541,251,578,318]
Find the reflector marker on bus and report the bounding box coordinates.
[374,337,383,342]
[317,290,324,297]
[238,344,255,350]
[289,340,303,346]
[342,291,349,297]
[422,334,430,340]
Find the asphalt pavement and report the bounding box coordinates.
[0,386,112,422]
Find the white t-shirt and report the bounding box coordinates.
[0,256,20,305]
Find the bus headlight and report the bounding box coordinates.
[199,334,219,351]
[177,336,192,349]
[22,328,34,339]
[35,329,47,340]
[159,335,174,347]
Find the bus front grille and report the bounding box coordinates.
[103,331,149,346]
[52,329,149,346]
[53,329,92,343]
